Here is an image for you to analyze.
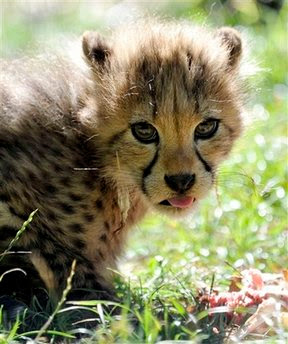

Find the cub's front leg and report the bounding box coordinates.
[30,249,116,303]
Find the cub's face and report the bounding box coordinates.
[82,22,244,215]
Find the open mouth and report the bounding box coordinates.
[159,196,195,209]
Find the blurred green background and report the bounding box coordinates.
[1,0,287,288]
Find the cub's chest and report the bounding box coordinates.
[39,172,124,241]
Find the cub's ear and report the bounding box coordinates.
[216,27,242,68]
[82,31,112,68]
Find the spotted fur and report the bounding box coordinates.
[0,19,249,305]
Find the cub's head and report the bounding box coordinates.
[81,20,245,215]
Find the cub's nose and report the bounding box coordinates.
[164,173,196,193]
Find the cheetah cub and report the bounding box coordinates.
[0,20,245,308]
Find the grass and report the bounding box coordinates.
[0,0,287,343]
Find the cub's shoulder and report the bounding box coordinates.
[0,51,89,132]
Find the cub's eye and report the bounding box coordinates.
[131,122,158,143]
[195,119,219,139]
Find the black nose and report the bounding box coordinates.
[164,173,196,193]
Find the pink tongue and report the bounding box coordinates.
[167,196,194,208]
